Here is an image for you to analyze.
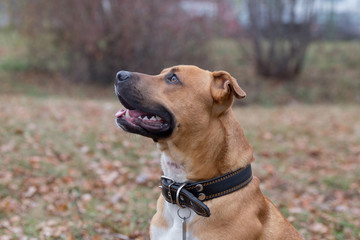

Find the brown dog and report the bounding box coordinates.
[114,65,302,240]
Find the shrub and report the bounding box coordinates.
[245,0,316,80]
[12,0,222,84]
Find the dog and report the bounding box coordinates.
[114,65,302,240]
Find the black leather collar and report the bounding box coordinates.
[160,165,253,217]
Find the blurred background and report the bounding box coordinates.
[1,0,360,103]
[0,0,359,239]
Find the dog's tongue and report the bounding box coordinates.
[115,109,126,117]
[115,109,145,118]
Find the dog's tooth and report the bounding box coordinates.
[138,116,142,119]
[156,116,161,120]
[150,116,156,121]
[143,116,149,120]
[125,110,130,117]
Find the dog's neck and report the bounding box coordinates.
[157,109,254,182]
[160,151,188,182]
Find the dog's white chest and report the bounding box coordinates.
[151,152,199,240]
[150,203,198,240]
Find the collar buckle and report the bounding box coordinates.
[161,176,176,203]
[176,182,188,208]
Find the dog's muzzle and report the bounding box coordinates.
[114,70,175,140]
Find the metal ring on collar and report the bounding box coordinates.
[176,182,188,208]
[177,207,191,220]
[161,176,175,182]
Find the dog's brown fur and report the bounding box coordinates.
[120,65,302,239]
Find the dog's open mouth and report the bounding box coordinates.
[115,108,169,133]
[115,94,174,139]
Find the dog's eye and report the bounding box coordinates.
[167,74,180,84]
[171,75,177,82]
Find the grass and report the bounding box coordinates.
[0,93,359,239]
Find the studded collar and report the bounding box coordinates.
[160,165,253,217]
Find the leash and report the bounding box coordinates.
[160,165,253,218]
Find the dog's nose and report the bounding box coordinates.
[116,71,131,82]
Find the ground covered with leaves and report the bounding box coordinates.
[0,95,359,240]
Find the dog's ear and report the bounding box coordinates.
[211,71,246,101]
[211,71,246,114]
[211,71,246,115]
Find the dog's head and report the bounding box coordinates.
[114,65,246,141]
